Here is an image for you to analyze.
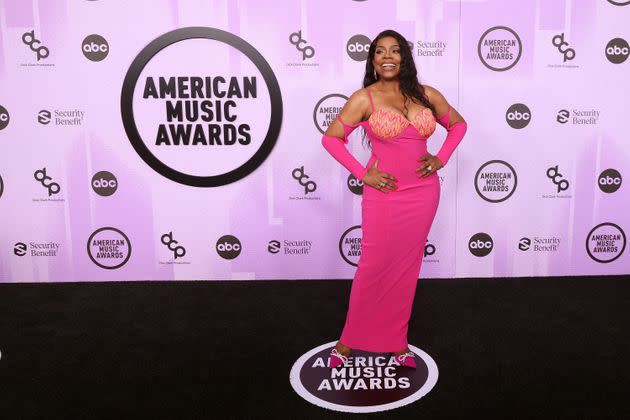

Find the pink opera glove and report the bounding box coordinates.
[435,108,468,166]
[321,134,367,180]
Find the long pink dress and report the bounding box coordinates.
[337,88,449,352]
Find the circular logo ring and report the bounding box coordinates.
[339,225,362,267]
[289,341,439,413]
[477,26,523,72]
[87,227,132,269]
[121,27,283,187]
[312,93,348,135]
[474,160,518,203]
[586,222,626,263]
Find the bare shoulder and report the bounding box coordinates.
[346,88,371,108]
[324,88,371,135]
[421,84,446,103]
[338,87,371,121]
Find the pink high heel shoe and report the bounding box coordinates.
[329,348,349,369]
[395,351,417,369]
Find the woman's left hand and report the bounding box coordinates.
[416,154,443,177]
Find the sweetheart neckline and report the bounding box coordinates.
[368,107,435,126]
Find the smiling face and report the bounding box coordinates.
[373,36,402,80]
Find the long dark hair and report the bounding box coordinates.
[363,30,435,115]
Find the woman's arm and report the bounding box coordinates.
[321,90,370,180]
[424,85,468,167]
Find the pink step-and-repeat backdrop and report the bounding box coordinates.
[0,0,628,282]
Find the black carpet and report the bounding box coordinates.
[1,275,629,419]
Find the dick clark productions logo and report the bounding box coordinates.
[289,342,438,413]
[121,27,283,187]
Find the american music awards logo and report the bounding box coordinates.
[290,342,438,413]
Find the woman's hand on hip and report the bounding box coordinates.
[362,160,398,193]
[417,154,443,177]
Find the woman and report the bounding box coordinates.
[321,30,467,368]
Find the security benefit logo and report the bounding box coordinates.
[267,239,312,255]
[13,241,61,257]
[556,108,600,125]
[37,109,85,126]
[121,27,282,187]
[410,39,448,57]
[159,231,189,265]
[478,26,522,71]
[339,225,362,266]
[518,236,561,252]
[598,169,622,193]
[33,168,64,202]
[474,160,518,203]
[543,165,572,198]
[469,233,494,257]
[586,223,626,263]
[290,166,319,200]
[87,227,132,269]
[313,94,348,134]
[0,105,9,130]
[289,342,438,413]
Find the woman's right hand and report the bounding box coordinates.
[362,160,398,193]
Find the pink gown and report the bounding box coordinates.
[337,88,450,352]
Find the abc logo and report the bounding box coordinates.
[468,233,493,257]
[0,105,9,130]
[82,34,109,61]
[347,174,363,195]
[91,171,118,196]
[605,38,629,64]
[216,235,242,259]
[346,34,372,61]
[505,103,531,129]
[598,168,622,193]
[518,237,531,251]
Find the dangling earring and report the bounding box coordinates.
[373,69,378,79]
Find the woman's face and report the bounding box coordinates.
[373,36,402,80]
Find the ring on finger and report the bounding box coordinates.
[379,181,385,188]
